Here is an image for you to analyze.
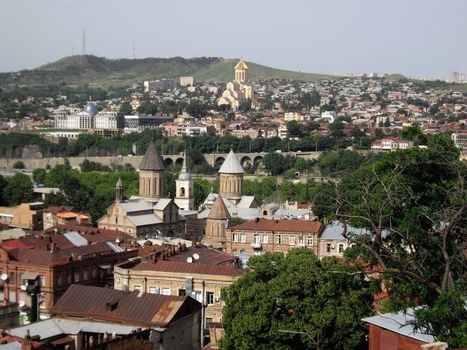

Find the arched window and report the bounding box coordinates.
[180,187,186,197]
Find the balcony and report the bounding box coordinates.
[251,242,262,249]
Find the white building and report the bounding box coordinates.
[95,111,123,130]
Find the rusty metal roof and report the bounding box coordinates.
[51,285,200,328]
[230,218,323,234]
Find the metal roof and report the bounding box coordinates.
[139,143,164,171]
[127,214,163,227]
[63,231,88,246]
[362,309,435,343]
[0,342,21,350]
[153,198,172,211]
[218,149,244,174]
[8,318,138,340]
[119,199,153,213]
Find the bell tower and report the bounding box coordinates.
[175,153,194,210]
[219,149,244,205]
[115,177,124,202]
[203,194,231,249]
[138,143,165,202]
[234,58,248,83]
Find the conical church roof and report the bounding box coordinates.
[208,195,231,220]
[235,58,248,70]
[178,152,192,180]
[139,143,165,171]
[219,149,244,174]
[116,177,123,187]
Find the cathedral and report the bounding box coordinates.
[97,143,190,238]
[217,59,253,110]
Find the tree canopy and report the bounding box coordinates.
[221,249,372,350]
[323,134,466,347]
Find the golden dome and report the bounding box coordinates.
[234,58,248,70]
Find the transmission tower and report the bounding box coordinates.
[82,29,87,56]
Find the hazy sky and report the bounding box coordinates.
[0,0,466,79]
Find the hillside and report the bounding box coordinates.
[0,55,336,88]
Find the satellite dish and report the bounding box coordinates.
[192,253,200,260]
[186,257,193,263]
[18,300,25,308]
[0,273,8,281]
[115,238,120,244]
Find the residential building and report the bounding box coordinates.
[180,76,194,87]
[43,206,91,230]
[124,114,173,132]
[363,309,447,350]
[225,218,323,262]
[114,243,244,325]
[144,79,176,92]
[318,221,370,259]
[451,131,467,151]
[0,226,137,315]
[284,112,304,122]
[10,284,201,350]
[0,202,44,230]
[371,137,413,151]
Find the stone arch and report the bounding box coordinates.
[240,156,252,168]
[254,156,263,166]
[163,158,173,167]
[215,156,225,169]
[175,157,184,166]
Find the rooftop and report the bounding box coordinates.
[230,218,323,234]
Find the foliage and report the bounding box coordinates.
[329,134,466,346]
[3,173,35,206]
[0,175,8,206]
[32,168,47,184]
[13,161,25,169]
[220,249,372,350]
[318,150,365,177]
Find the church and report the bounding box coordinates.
[97,143,189,238]
[217,59,253,110]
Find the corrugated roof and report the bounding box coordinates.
[63,232,88,246]
[230,218,323,234]
[218,149,244,174]
[133,260,244,277]
[362,309,435,343]
[208,195,230,220]
[119,199,153,213]
[8,318,138,340]
[153,198,172,211]
[127,214,163,227]
[139,143,164,171]
[51,285,198,327]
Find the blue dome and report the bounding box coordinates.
[84,102,98,116]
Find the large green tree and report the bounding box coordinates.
[221,249,372,350]
[4,173,35,205]
[330,134,466,347]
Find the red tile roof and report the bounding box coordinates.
[230,218,323,234]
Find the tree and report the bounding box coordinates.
[286,120,303,138]
[4,173,34,205]
[330,134,466,347]
[0,175,7,205]
[32,168,47,184]
[221,249,372,350]
[13,161,25,169]
[119,102,133,116]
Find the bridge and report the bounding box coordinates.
[0,151,324,171]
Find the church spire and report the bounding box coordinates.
[115,177,124,202]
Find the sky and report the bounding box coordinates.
[0,0,466,79]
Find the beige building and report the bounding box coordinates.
[113,243,244,325]
[98,143,185,238]
[218,59,253,110]
[43,206,91,229]
[180,76,194,87]
[0,202,44,230]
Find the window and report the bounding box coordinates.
[56,275,62,287]
[327,243,332,253]
[276,235,282,244]
[178,288,186,296]
[179,330,185,344]
[83,271,88,280]
[232,249,238,256]
[232,233,238,242]
[206,292,214,305]
[132,285,142,291]
[262,234,269,244]
[180,187,185,197]
[74,272,80,282]
[92,269,98,279]
[66,273,72,284]
[9,272,15,284]
[161,287,171,295]
[306,235,313,246]
[253,251,261,256]
[193,291,202,302]
[289,235,296,246]
[240,233,246,243]
[338,244,344,254]
[298,236,304,245]
[149,287,160,294]
[253,234,260,244]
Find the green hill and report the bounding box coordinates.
[0,55,336,88]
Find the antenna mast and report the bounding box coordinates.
[82,29,87,56]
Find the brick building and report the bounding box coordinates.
[0,225,140,315]
[0,202,44,230]
[114,243,244,325]
[225,218,323,262]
